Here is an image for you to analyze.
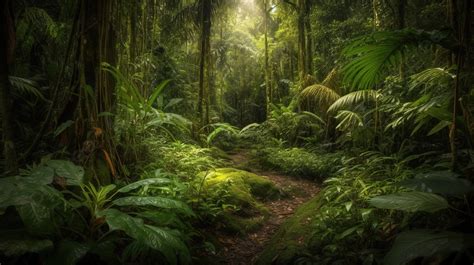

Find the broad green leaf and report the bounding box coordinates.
[385,230,474,265]
[401,171,473,196]
[112,196,193,216]
[28,165,55,184]
[0,232,53,256]
[117,178,171,193]
[16,186,63,236]
[17,203,55,236]
[336,225,361,240]
[369,191,448,213]
[54,120,74,137]
[45,240,90,265]
[46,160,84,186]
[427,120,451,136]
[97,209,187,264]
[147,79,171,107]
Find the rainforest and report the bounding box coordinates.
[0,0,473,264]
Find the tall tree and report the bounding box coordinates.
[448,0,472,170]
[75,0,119,183]
[0,0,18,174]
[297,0,307,81]
[264,0,272,119]
[198,0,212,126]
[304,0,313,75]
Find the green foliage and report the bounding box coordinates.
[384,230,474,265]
[203,122,240,150]
[369,192,449,213]
[255,147,342,180]
[299,84,341,113]
[0,160,193,265]
[400,171,474,196]
[342,29,450,90]
[191,168,280,233]
[153,142,228,178]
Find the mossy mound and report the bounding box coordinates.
[255,195,323,265]
[198,168,280,233]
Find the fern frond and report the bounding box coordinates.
[328,89,379,113]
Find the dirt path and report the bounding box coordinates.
[212,150,320,265]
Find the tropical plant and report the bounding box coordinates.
[370,170,474,265]
[0,159,194,264]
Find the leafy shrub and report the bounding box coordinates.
[254,147,343,180]
[150,142,229,179]
[257,152,410,264]
[258,151,474,265]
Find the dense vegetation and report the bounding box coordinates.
[0,0,473,264]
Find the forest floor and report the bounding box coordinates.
[212,150,320,265]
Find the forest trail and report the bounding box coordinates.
[213,150,320,265]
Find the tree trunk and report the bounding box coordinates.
[373,0,383,30]
[198,0,211,127]
[304,0,313,75]
[264,0,271,119]
[77,0,118,183]
[448,0,472,170]
[0,0,18,174]
[398,0,407,81]
[297,0,307,82]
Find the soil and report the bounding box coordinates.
[210,150,320,265]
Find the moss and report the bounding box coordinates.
[202,168,280,200]
[198,168,280,233]
[222,214,266,233]
[255,194,323,265]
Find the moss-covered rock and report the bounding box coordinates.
[197,168,280,233]
[255,195,323,265]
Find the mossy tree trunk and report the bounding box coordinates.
[198,0,212,127]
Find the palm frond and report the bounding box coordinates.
[335,110,364,132]
[328,89,379,113]
[409,68,455,93]
[9,76,47,101]
[299,84,341,112]
[321,67,341,93]
[343,30,421,90]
